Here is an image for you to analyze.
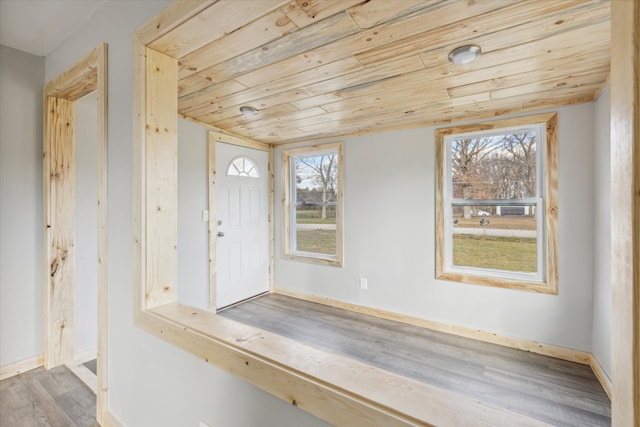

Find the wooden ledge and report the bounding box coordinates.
[138,303,546,427]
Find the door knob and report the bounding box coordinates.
[217,231,224,237]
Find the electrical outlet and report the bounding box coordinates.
[360,277,368,290]
[202,210,209,221]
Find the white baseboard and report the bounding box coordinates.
[273,288,593,365]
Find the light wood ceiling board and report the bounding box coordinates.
[136,0,217,46]
[212,104,326,130]
[319,83,458,115]
[437,49,610,92]
[230,0,511,90]
[186,54,424,126]
[489,69,610,100]
[346,0,452,29]
[227,94,469,137]
[240,54,425,112]
[179,56,363,116]
[171,0,612,145]
[261,84,594,143]
[179,79,247,111]
[284,104,497,143]
[148,0,289,58]
[356,0,605,66]
[294,91,490,134]
[419,18,610,78]
[194,12,359,85]
[445,44,610,98]
[178,72,217,97]
[212,102,300,128]
[418,9,609,73]
[521,87,600,110]
[177,9,298,81]
[287,97,457,135]
[282,0,366,28]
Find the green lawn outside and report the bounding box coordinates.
[296,229,336,255]
[453,234,537,272]
[297,209,336,224]
[294,227,535,273]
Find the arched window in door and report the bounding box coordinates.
[227,156,259,178]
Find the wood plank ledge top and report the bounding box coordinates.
[143,302,548,427]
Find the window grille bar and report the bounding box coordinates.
[450,199,538,206]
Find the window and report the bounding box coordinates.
[435,113,558,293]
[227,156,259,177]
[282,143,343,266]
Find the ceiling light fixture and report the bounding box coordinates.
[239,106,258,116]
[448,44,481,64]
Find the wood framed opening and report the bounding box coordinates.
[43,43,109,425]
[132,2,638,426]
[435,113,558,294]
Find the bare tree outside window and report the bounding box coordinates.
[287,148,340,258]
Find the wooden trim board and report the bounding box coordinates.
[65,361,97,393]
[589,354,612,400]
[610,1,640,426]
[0,355,44,381]
[273,288,591,365]
[44,95,77,369]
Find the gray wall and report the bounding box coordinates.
[591,84,612,377]
[274,104,598,352]
[0,45,44,367]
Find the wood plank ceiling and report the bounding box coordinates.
[152,0,610,145]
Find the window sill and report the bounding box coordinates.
[436,271,557,294]
[136,302,545,426]
[284,253,343,267]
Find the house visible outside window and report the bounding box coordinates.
[435,113,558,293]
[282,142,343,266]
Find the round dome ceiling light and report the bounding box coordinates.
[239,106,258,116]
[448,45,482,65]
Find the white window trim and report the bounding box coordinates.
[435,113,558,294]
[282,142,344,267]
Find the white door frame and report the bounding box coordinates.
[207,131,273,310]
[43,44,109,425]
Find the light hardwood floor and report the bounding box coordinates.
[0,365,96,427]
[220,293,611,427]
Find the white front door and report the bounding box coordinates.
[215,141,269,309]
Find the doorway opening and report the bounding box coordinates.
[207,132,272,310]
[43,44,108,425]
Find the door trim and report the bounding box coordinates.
[207,131,272,310]
[43,43,108,425]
